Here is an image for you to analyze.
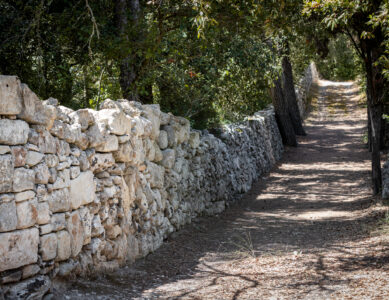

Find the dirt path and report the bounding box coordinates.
[59,80,389,299]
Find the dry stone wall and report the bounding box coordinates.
[0,63,316,298]
[296,62,319,119]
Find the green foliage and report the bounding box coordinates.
[315,35,362,81]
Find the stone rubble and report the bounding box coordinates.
[0,65,316,299]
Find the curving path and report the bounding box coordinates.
[58,81,389,299]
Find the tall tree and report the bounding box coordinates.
[304,0,389,194]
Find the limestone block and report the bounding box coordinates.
[95,134,119,152]
[79,207,92,245]
[22,264,40,279]
[85,123,107,148]
[40,233,57,261]
[16,198,38,229]
[0,154,14,193]
[47,188,70,213]
[106,225,122,239]
[3,275,50,300]
[154,144,163,162]
[0,228,39,272]
[70,166,80,179]
[0,75,23,115]
[14,190,35,202]
[39,224,52,235]
[159,149,175,169]
[48,168,70,190]
[11,146,27,167]
[131,116,152,137]
[189,131,200,148]
[0,145,11,154]
[34,162,50,184]
[91,215,104,237]
[13,167,35,192]
[56,230,71,261]
[113,141,132,162]
[90,153,115,172]
[117,134,131,143]
[48,167,57,184]
[69,170,95,209]
[26,150,44,166]
[160,111,171,125]
[142,104,161,139]
[37,202,50,225]
[67,210,84,257]
[0,201,17,232]
[55,105,71,123]
[162,125,177,148]
[69,108,95,131]
[158,130,168,149]
[147,161,164,188]
[0,119,29,145]
[37,129,57,154]
[45,154,59,168]
[18,83,57,129]
[96,108,132,135]
[51,213,66,231]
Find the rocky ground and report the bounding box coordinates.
[57,80,389,299]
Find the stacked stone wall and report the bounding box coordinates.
[0,63,316,298]
[296,62,320,119]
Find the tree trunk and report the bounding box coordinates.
[281,55,306,136]
[115,0,140,101]
[271,78,298,146]
[364,43,385,195]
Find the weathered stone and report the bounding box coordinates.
[48,167,57,184]
[45,154,59,168]
[51,213,66,231]
[91,215,104,237]
[90,153,115,172]
[0,155,14,193]
[113,141,133,163]
[58,260,79,277]
[69,108,95,131]
[16,198,38,229]
[40,233,57,261]
[0,119,29,145]
[13,167,34,192]
[34,162,50,184]
[69,171,95,209]
[47,188,70,213]
[56,230,71,261]
[44,97,58,106]
[15,190,35,202]
[158,130,168,149]
[67,210,84,257]
[143,104,161,139]
[160,111,171,125]
[26,150,44,166]
[0,145,11,154]
[147,161,165,188]
[162,125,177,148]
[0,193,14,204]
[37,129,57,154]
[4,275,50,300]
[106,225,122,239]
[39,224,53,235]
[79,207,92,245]
[95,108,132,135]
[55,105,72,123]
[22,264,40,279]
[37,202,50,225]
[0,201,17,232]
[18,83,57,129]
[117,134,131,143]
[0,268,22,284]
[0,75,23,115]
[95,134,119,152]
[0,228,39,272]
[48,168,70,190]
[159,149,175,169]
[70,166,80,179]
[189,131,200,148]
[11,146,27,167]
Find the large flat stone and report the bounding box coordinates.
[16,198,38,229]
[0,75,23,115]
[4,275,50,300]
[0,228,39,272]
[69,171,95,209]
[0,119,29,145]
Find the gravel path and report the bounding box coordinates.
[58,80,389,299]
